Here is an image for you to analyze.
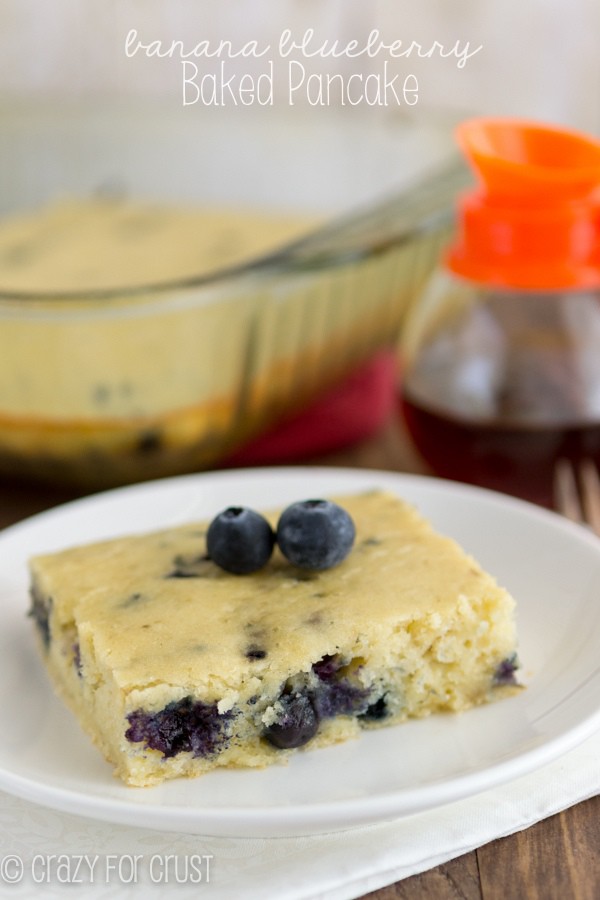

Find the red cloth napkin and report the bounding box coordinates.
[225,351,397,466]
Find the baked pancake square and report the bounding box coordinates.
[28,490,521,786]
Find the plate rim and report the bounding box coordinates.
[2,465,600,836]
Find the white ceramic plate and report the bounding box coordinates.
[1,467,600,838]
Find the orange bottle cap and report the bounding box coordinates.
[446,117,600,290]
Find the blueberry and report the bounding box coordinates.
[493,654,519,686]
[28,588,52,650]
[126,697,232,758]
[312,654,343,682]
[166,553,212,579]
[245,645,267,660]
[312,679,370,718]
[359,696,388,721]
[263,693,319,749]
[206,507,275,575]
[276,500,355,570]
[72,642,82,677]
[137,429,162,454]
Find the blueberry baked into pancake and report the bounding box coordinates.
[28,490,521,786]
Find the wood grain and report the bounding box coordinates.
[476,794,600,900]
[363,794,600,898]
[364,852,482,899]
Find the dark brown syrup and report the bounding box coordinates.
[401,390,600,508]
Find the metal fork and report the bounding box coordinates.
[553,458,600,535]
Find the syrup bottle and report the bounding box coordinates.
[399,118,600,507]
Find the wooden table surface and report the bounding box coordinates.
[1,417,599,899]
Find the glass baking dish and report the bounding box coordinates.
[0,102,466,488]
